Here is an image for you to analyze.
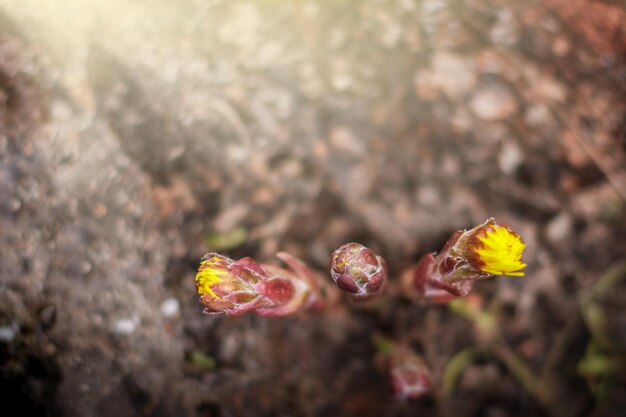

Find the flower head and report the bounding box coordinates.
[330,243,387,301]
[413,218,527,302]
[469,221,527,276]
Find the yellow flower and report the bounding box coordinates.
[473,223,527,276]
[196,255,231,299]
[195,253,266,315]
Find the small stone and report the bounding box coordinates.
[80,261,93,275]
[470,84,518,121]
[490,9,519,47]
[571,183,622,219]
[441,154,461,176]
[0,324,17,343]
[160,298,180,318]
[498,141,524,174]
[257,42,285,68]
[167,146,186,161]
[525,104,552,126]
[93,203,107,219]
[280,159,303,177]
[312,140,328,159]
[112,316,139,336]
[380,22,403,48]
[427,52,476,99]
[414,72,441,101]
[329,126,364,156]
[416,185,441,207]
[451,108,474,133]
[330,73,353,91]
[545,212,573,243]
[552,37,571,56]
[213,203,248,233]
[535,75,568,103]
[250,186,274,205]
[8,198,21,212]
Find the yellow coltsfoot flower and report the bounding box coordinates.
[471,221,527,277]
[414,218,527,303]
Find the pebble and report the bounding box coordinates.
[112,316,139,336]
[330,126,365,156]
[160,298,180,318]
[213,203,248,232]
[428,52,476,99]
[470,84,518,121]
[535,75,568,103]
[167,146,186,161]
[490,9,519,47]
[545,212,573,243]
[331,73,353,91]
[571,183,621,219]
[416,185,441,207]
[525,103,552,126]
[451,108,474,133]
[0,324,18,343]
[498,141,524,174]
[80,260,93,275]
[8,198,21,212]
[552,36,571,56]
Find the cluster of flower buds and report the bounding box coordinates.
[196,252,324,316]
[414,218,526,303]
[329,243,387,301]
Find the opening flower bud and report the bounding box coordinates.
[196,252,324,316]
[196,254,269,316]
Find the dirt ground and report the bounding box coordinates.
[1,0,625,416]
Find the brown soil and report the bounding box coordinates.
[1,1,625,416]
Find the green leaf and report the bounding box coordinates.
[204,227,247,250]
[190,351,216,370]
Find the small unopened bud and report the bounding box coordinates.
[390,346,431,400]
[374,335,431,400]
[414,218,526,302]
[330,243,387,301]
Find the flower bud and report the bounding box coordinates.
[196,252,323,316]
[414,218,526,302]
[330,243,387,301]
[196,254,270,316]
[254,252,323,317]
[389,346,431,400]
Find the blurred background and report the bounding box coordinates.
[0,0,625,416]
